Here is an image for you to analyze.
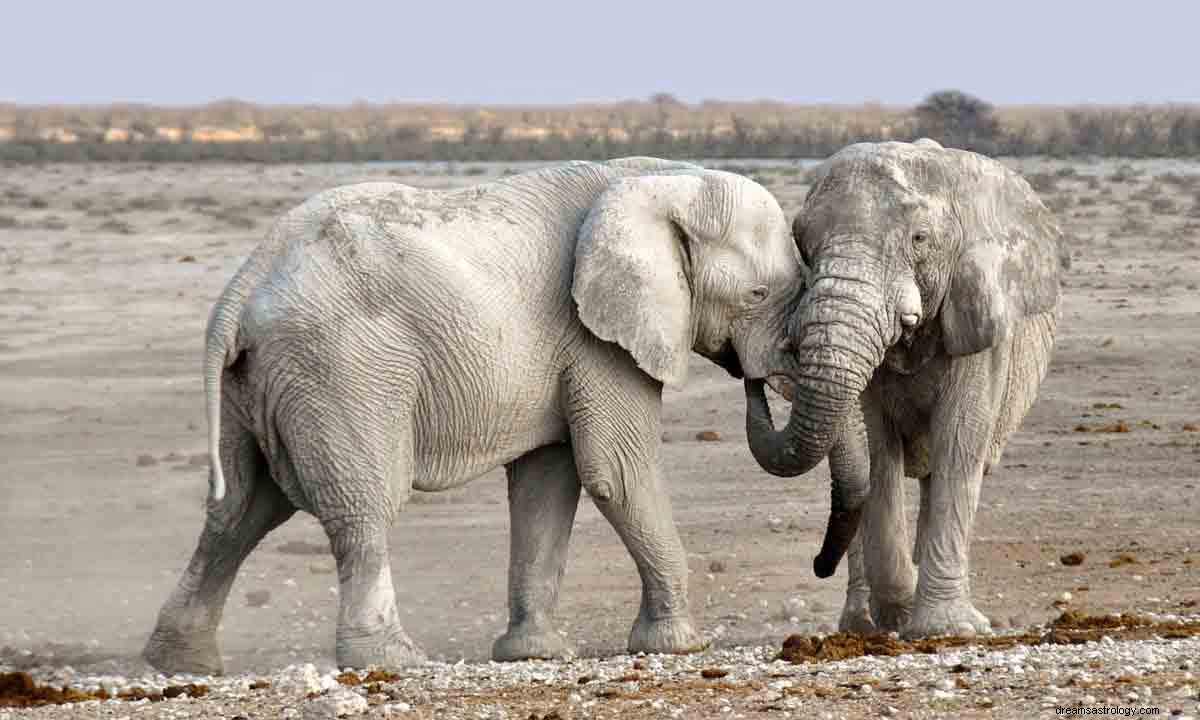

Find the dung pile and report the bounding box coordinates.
[779,610,1200,664]
[0,671,209,708]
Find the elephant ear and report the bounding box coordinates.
[573,173,724,387]
[940,152,1063,356]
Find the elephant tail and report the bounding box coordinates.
[202,266,263,504]
[202,294,241,504]
[201,202,311,504]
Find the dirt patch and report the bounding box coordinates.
[778,611,1200,664]
[1060,551,1087,566]
[1109,552,1140,568]
[1074,421,1130,433]
[276,540,330,556]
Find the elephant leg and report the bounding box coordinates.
[492,443,582,662]
[563,351,704,656]
[837,530,876,634]
[144,420,294,675]
[912,473,931,565]
[323,515,424,668]
[861,399,916,632]
[903,352,1006,639]
[284,392,425,669]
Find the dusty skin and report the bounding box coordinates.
[1,158,1198,718]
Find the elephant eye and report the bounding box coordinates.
[748,285,769,304]
[912,231,929,245]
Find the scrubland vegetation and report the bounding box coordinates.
[2,91,1198,162]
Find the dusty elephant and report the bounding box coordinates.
[745,139,1062,638]
[143,157,806,674]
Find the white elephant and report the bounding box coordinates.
[143,157,805,674]
[744,140,1062,638]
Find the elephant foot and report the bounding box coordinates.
[336,626,426,670]
[142,628,224,676]
[837,593,877,635]
[628,614,707,655]
[492,623,573,662]
[869,595,914,633]
[902,598,991,639]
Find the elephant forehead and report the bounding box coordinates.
[820,141,976,197]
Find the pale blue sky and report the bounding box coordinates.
[4,0,1195,105]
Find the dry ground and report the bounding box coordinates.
[0,157,1198,717]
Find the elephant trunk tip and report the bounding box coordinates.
[812,507,863,579]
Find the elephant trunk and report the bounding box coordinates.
[744,267,890,573]
[744,284,887,476]
[812,406,870,578]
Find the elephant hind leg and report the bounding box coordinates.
[144,416,294,675]
[493,443,581,662]
[279,395,425,669]
[322,515,425,669]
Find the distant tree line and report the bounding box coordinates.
[2,91,1199,163]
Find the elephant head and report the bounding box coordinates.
[572,169,803,389]
[745,140,1062,572]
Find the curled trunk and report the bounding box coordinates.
[744,273,889,576]
[744,319,884,477]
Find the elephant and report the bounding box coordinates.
[744,139,1062,638]
[142,157,807,675]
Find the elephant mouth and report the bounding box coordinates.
[766,373,796,402]
[709,340,745,379]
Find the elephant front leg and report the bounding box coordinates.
[564,360,704,656]
[837,531,876,634]
[588,472,705,655]
[903,466,991,637]
[861,401,916,632]
[903,354,1002,638]
[492,444,582,662]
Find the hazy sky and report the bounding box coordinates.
[4,1,1196,106]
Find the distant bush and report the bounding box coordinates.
[915,90,1000,153]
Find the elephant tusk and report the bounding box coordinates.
[766,374,797,402]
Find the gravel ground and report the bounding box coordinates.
[4,613,1199,719]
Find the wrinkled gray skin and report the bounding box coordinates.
[746,140,1061,638]
[143,157,805,675]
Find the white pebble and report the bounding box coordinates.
[302,689,368,719]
